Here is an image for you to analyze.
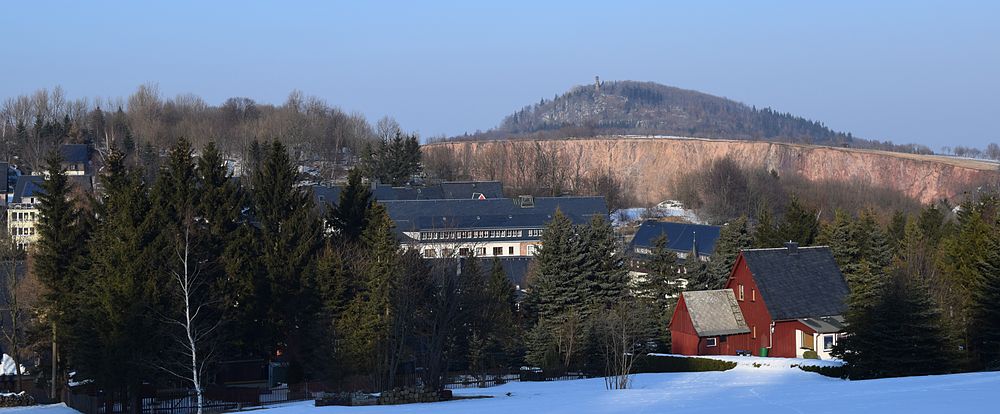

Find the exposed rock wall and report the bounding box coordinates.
[423,137,999,205]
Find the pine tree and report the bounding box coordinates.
[752,207,783,248]
[855,209,893,271]
[250,141,323,380]
[970,233,1000,368]
[338,203,401,387]
[635,234,677,308]
[834,261,890,379]
[886,210,907,251]
[777,196,818,245]
[70,149,166,407]
[329,168,373,241]
[34,151,84,325]
[527,210,586,320]
[689,216,751,290]
[580,214,628,310]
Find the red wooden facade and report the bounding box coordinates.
[669,252,820,358]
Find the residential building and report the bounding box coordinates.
[382,195,607,258]
[311,180,505,214]
[60,144,91,176]
[670,243,849,359]
[629,220,720,262]
[7,174,93,250]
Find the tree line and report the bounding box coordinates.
[0,85,381,179]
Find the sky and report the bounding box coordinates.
[1,0,998,149]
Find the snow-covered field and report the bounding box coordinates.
[14,356,998,413]
[252,357,996,414]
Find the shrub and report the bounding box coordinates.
[633,355,737,373]
[798,364,846,378]
[802,350,819,359]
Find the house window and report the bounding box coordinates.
[475,247,486,256]
[738,284,745,301]
[706,337,718,347]
[423,249,437,258]
[822,334,836,351]
[441,248,453,257]
[753,326,757,339]
[508,246,514,255]
[752,289,756,302]
[528,244,540,255]
[493,247,503,256]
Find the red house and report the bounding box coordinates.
[670,243,849,359]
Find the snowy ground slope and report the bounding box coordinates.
[253,361,998,414]
[0,404,80,413]
[659,353,844,368]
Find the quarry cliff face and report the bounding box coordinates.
[424,137,999,205]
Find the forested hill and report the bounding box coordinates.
[462,80,928,153]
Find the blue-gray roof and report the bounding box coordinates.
[312,181,505,215]
[12,176,44,203]
[740,246,849,321]
[383,196,608,236]
[630,221,721,256]
[372,181,503,201]
[12,175,93,203]
[60,144,89,164]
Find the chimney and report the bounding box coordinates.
[784,241,799,253]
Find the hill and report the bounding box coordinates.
[459,80,930,154]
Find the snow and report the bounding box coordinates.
[0,404,80,414]
[250,356,999,413]
[1,354,27,376]
[612,200,703,227]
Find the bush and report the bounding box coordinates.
[802,350,819,359]
[798,364,846,378]
[633,355,737,373]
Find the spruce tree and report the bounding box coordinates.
[34,151,84,326]
[635,234,678,309]
[886,210,907,251]
[70,149,166,407]
[818,210,861,276]
[971,233,1000,368]
[777,196,818,245]
[330,168,373,241]
[250,141,323,380]
[689,216,751,290]
[337,203,401,386]
[527,210,586,320]
[580,214,628,310]
[752,207,783,248]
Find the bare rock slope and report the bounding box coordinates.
[424,137,999,205]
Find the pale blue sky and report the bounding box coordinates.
[2,1,998,148]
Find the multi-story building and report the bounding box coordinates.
[7,174,93,250]
[382,195,607,258]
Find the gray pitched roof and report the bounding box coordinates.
[12,175,93,203]
[372,181,504,201]
[382,196,608,235]
[740,246,849,321]
[630,221,721,256]
[60,144,89,164]
[682,289,750,337]
[799,315,846,334]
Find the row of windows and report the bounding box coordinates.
[423,245,520,258]
[420,229,529,241]
[9,211,37,222]
[10,226,35,236]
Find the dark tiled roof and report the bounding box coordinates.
[382,196,608,235]
[630,221,720,256]
[12,176,43,203]
[429,256,533,297]
[681,289,750,337]
[311,185,343,215]
[12,175,93,203]
[373,181,504,201]
[741,246,849,321]
[60,144,89,164]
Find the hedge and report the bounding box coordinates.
[797,364,846,378]
[633,355,737,373]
